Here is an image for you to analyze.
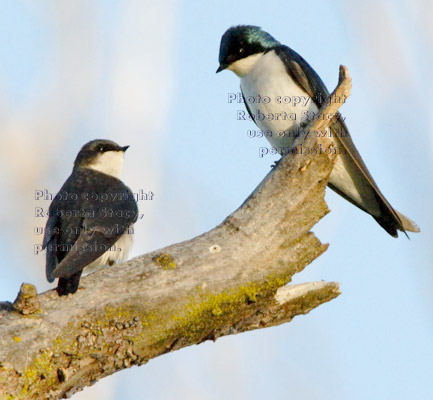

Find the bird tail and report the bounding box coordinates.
[395,210,420,233]
[373,210,420,238]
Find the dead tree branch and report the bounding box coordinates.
[0,66,351,399]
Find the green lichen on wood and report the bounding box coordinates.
[4,263,333,398]
[6,304,154,399]
[10,318,85,398]
[157,273,290,345]
[152,253,176,270]
[13,346,57,399]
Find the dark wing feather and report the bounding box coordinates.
[52,229,119,278]
[274,45,406,236]
[47,169,138,280]
[241,91,256,122]
[42,199,61,282]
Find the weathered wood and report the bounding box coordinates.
[0,66,351,400]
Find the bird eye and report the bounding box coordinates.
[239,48,244,54]
[98,146,104,152]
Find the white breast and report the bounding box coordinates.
[240,50,319,149]
[88,150,125,179]
[240,51,369,210]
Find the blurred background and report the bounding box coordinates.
[0,1,432,399]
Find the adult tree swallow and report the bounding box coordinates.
[42,139,138,295]
[217,25,419,237]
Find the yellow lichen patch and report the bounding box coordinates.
[13,337,21,343]
[8,301,159,398]
[152,253,176,270]
[19,348,56,397]
[162,273,291,343]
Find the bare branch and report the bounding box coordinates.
[0,66,351,399]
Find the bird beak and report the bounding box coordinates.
[216,64,226,73]
[121,145,130,152]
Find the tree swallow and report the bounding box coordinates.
[42,139,138,295]
[217,25,419,237]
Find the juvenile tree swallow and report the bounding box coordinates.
[42,139,138,295]
[217,25,419,237]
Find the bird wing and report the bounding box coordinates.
[42,198,62,282]
[273,45,419,236]
[241,91,256,122]
[51,226,120,278]
[51,171,138,279]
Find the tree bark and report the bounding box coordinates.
[0,66,351,399]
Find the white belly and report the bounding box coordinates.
[240,51,369,211]
[82,228,134,275]
[240,51,319,149]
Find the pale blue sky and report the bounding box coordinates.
[0,1,432,399]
